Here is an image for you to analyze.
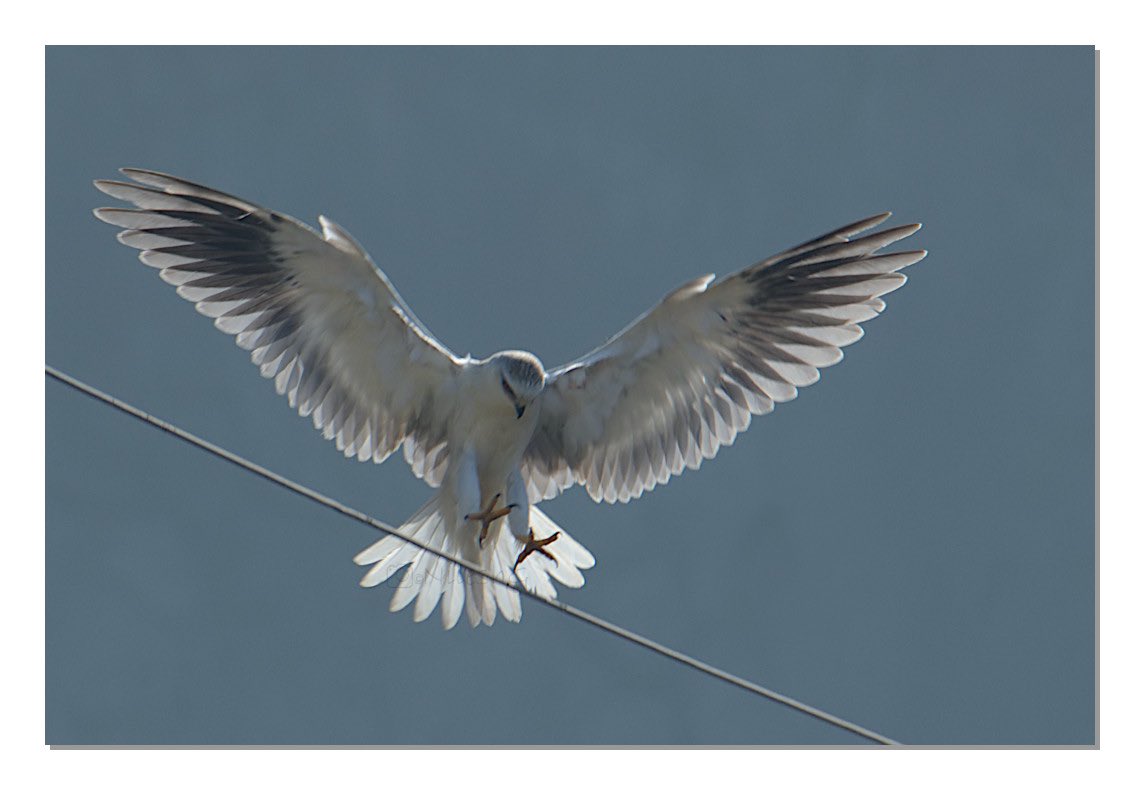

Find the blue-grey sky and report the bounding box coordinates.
[46,46,1094,745]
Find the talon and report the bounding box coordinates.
[514,529,560,570]
[466,494,518,547]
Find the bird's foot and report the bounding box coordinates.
[465,493,518,547]
[514,529,560,570]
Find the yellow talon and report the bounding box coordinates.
[465,493,517,546]
[514,529,560,570]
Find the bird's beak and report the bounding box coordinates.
[515,403,526,419]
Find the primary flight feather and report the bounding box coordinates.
[94,168,926,629]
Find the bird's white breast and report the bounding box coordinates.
[451,365,541,498]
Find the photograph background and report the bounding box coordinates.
[46,46,1094,745]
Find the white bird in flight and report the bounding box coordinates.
[94,168,926,629]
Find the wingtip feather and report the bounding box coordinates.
[120,166,170,181]
[92,179,121,197]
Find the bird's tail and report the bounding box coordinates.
[352,496,595,629]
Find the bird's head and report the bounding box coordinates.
[492,351,546,419]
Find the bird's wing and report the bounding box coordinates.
[522,214,926,504]
[95,168,462,481]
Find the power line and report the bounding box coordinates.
[46,364,901,746]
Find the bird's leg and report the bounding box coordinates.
[465,493,517,547]
[514,530,560,570]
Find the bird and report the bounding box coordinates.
[94,168,926,629]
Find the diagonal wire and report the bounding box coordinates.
[46,363,901,746]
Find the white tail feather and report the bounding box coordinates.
[353,496,595,629]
